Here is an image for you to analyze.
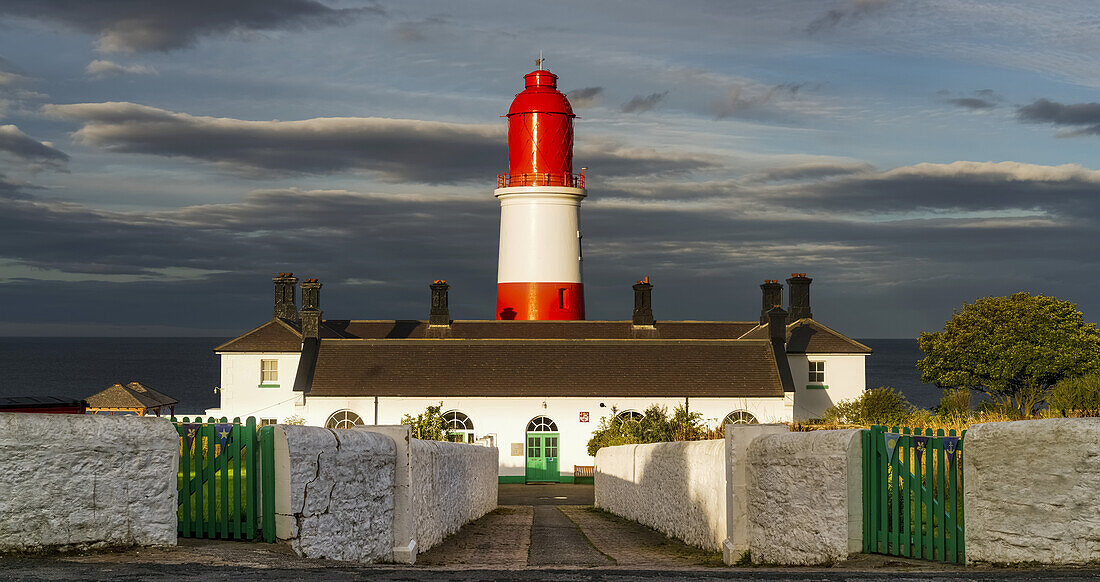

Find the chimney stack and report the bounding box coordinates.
[299,279,322,339]
[768,305,788,346]
[786,273,812,323]
[272,273,299,322]
[429,280,451,326]
[632,276,654,326]
[760,279,783,325]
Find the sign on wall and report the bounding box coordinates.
[510,442,524,456]
[579,411,589,423]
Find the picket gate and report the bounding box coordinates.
[174,417,276,542]
[862,425,965,563]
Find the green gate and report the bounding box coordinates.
[863,425,965,563]
[525,432,560,482]
[174,416,276,542]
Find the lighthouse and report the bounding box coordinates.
[495,65,586,320]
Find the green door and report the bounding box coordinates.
[525,433,560,482]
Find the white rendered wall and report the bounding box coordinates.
[410,439,499,552]
[595,440,728,550]
[274,425,397,563]
[495,187,584,284]
[964,418,1100,565]
[208,352,301,422]
[787,354,867,421]
[0,413,178,552]
[746,429,863,565]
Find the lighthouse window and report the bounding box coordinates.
[558,288,566,309]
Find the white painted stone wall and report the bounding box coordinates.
[0,413,177,552]
[746,429,862,565]
[274,425,396,563]
[595,439,728,550]
[787,353,867,421]
[410,439,498,552]
[964,418,1100,565]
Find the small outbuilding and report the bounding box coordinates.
[85,381,178,417]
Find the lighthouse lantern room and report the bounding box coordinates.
[495,65,586,320]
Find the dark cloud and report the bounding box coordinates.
[390,16,449,42]
[3,158,1100,335]
[743,162,874,184]
[806,0,888,33]
[567,87,604,108]
[711,83,805,121]
[1016,99,1100,136]
[621,91,668,113]
[0,0,382,53]
[942,89,1000,110]
[44,102,715,183]
[0,124,69,167]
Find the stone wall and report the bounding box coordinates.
[0,413,178,553]
[964,418,1100,565]
[411,439,498,552]
[595,440,727,550]
[746,429,862,565]
[274,425,396,563]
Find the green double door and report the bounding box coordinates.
[525,433,560,482]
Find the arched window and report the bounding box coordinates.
[443,410,475,443]
[723,410,758,425]
[325,409,364,429]
[527,416,558,432]
[615,410,643,425]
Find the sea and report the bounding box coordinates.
[0,337,943,414]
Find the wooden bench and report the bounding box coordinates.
[573,465,595,483]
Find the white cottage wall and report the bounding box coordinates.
[209,352,301,422]
[786,354,867,421]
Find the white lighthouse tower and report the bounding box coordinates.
[494,65,586,320]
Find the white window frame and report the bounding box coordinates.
[808,360,826,384]
[260,359,278,385]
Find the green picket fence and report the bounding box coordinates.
[862,425,965,563]
[173,417,276,542]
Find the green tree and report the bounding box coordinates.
[918,292,1100,416]
[400,403,447,440]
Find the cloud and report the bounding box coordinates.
[1016,99,1100,136]
[941,89,1001,110]
[0,0,382,53]
[85,60,157,79]
[621,91,668,113]
[711,83,806,121]
[742,162,874,184]
[0,125,69,168]
[806,0,889,34]
[567,87,604,108]
[44,101,716,182]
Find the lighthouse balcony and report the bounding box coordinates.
[497,172,585,189]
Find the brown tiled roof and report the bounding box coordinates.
[216,319,302,352]
[85,381,178,410]
[739,319,872,354]
[304,339,785,398]
[322,319,760,340]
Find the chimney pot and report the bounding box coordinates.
[632,278,654,326]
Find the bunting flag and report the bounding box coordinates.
[942,436,960,466]
[215,423,233,448]
[913,435,929,465]
[884,432,900,462]
[183,424,200,450]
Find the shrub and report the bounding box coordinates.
[1048,373,1100,416]
[935,388,971,421]
[822,387,913,426]
[400,403,447,440]
[586,403,709,455]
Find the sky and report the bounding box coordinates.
[0,0,1099,338]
